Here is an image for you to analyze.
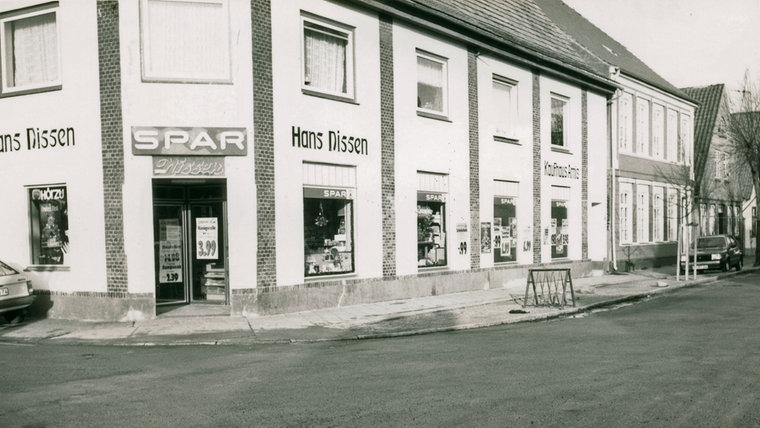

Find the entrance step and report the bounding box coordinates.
[157,303,231,318]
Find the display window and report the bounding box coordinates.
[493,197,517,263]
[28,184,69,265]
[417,192,446,267]
[303,186,354,277]
[550,199,568,259]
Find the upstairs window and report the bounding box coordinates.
[302,15,354,99]
[666,108,678,162]
[636,98,650,155]
[618,93,633,153]
[550,95,567,147]
[417,50,447,116]
[141,0,231,83]
[0,4,60,96]
[492,75,518,140]
[652,104,664,159]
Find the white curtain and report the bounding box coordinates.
[417,56,443,110]
[304,26,346,93]
[10,12,58,87]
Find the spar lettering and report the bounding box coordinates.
[291,126,368,155]
[543,161,580,179]
[323,189,350,199]
[1,127,75,154]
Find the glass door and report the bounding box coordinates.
[190,202,226,303]
[153,204,189,305]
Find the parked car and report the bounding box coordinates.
[0,259,35,322]
[680,234,743,274]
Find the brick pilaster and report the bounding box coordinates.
[252,0,276,288]
[97,1,127,293]
[532,71,542,263]
[379,14,396,278]
[468,48,480,269]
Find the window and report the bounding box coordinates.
[493,181,519,263]
[0,4,60,96]
[492,76,518,140]
[666,109,678,161]
[302,15,354,99]
[636,98,650,155]
[667,189,678,241]
[417,51,447,115]
[140,0,230,82]
[680,115,692,165]
[619,93,633,152]
[652,104,664,159]
[636,185,649,243]
[28,184,69,265]
[303,163,355,277]
[653,187,664,242]
[620,183,632,244]
[550,96,567,147]
[417,172,448,268]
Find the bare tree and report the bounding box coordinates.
[727,72,760,266]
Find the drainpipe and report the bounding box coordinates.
[608,89,621,272]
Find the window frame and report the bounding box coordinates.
[492,75,518,141]
[300,13,355,101]
[302,187,355,278]
[0,2,62,97]
[619,183,633,244]
[139,0,232,84]
[653,187,664,242]
[550,94,568,148]
[636,97,650,156]
[618,92,633,153]
[636,185,649,243]
[416,49,448,118]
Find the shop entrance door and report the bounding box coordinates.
[153,181,228,306]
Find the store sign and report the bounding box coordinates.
[195,218,218,260]
[1,127,75,154]
[544,161,580,180]
[291,126,369,156]
[132,127,247,156]
[153,156,224,176]
[303,186,355,199]
[494,197,516,205]
[417,192,446,202]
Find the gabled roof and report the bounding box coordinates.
[681,84,725,183]
[351,0,616,91]
[532,0,693,103]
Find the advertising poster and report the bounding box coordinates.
[159,219,182,283]
[196,217,219,260]
[480,222,491,253]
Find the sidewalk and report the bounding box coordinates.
[0,266,752,346]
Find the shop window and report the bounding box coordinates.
[417,194,446,267]
[619,183,632,244]
[0,4,60,96]
[303,187,354,277]
[416,50,447,116]
[493,196,517,263]
[492,75,518,140]
[636,98,650,155]
[302,15,354,99]
[28,185,69,265]
[550,96,567,147]
[140,0,230,82]
[550,200,568,259]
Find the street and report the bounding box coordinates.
[2,271,760,427]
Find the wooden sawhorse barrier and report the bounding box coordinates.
[523,268,575,308]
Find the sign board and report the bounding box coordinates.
[153,156,224,176]
[195,217,219,260]
[132,126,247,156]
[303,186,355,200]
[158,220,182,283]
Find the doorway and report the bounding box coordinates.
[152,180,228,306]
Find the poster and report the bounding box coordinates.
[159,220,182,283]
[480,222,491,253]
[196,217,219,260]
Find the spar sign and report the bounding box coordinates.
[131,126,247,156]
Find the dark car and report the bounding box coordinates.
[0,259,35,322]
[680,234,743,274]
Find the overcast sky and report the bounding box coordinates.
[562,0,760,91]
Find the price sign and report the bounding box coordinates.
[196,217,219,260]
[159,223,182,283]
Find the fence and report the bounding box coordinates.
[523,268,575,308]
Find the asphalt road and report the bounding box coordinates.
[2,272,760,427]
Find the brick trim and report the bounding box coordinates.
[97,1,128,293]
[379,14,396,278]
[252,0,276,288]
[532,71,542,263]
[581,89,588,259]
[468,47,480,269]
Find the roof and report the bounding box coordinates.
[532,0,694,103]
[682,84,724,184]
[351,0,616,91]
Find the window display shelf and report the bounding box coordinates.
[201,265,226,301]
